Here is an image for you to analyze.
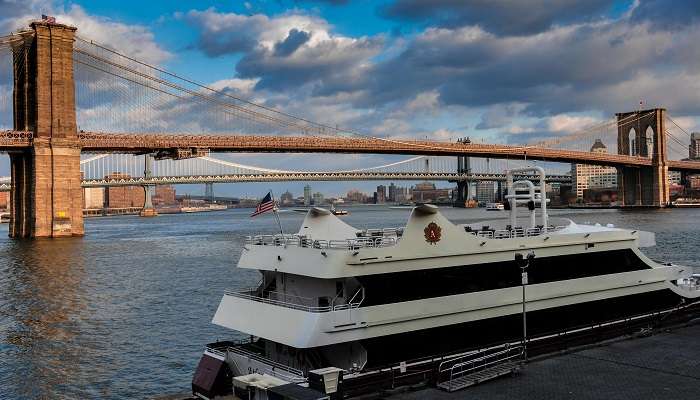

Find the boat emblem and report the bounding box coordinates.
[424,222,442,244]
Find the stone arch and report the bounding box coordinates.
[628,127,637,156]
[645,125,655,158]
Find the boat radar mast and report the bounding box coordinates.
[505,166,549,231]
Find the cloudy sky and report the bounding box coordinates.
[1,0,700,197]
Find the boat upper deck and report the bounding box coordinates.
[236,205,652,279]
[244,224,571,251]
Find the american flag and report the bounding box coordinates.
[251,191,275,217]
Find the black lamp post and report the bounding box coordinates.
[515,251,535,361]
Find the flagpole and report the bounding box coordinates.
[269,189,284,236]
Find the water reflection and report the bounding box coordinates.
[1,238,90,399]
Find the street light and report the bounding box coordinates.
[515,251,535,362]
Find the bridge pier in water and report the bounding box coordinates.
[140,154,157,217]
[616,108,670,207]
[453,137,472,207]
[205,183,214,202]
[9,21,83,237]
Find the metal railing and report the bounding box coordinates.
[245,234,397,250]
[676,275,700,291]
[470,225,566,239]
[333,286,365,311]
[225,287,365,313]
[223,345,306,380]
[438,344,524,391]
[361,227,404,237]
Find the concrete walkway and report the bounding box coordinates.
[390,322,700,400]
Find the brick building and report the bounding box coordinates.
[410,182,451,203]
[153,185,176,206]
[0,191,8,209]
[83,187,105,209]
[104,173,145,208]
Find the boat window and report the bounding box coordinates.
[336,281,344,297]
[357,249,650,306]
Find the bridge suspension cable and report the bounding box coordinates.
[75,37,357,138]
[71,35,547,157]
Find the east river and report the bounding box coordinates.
[1,206,699,399]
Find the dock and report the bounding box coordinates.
[384,320,700,400]
[157,319,700,400]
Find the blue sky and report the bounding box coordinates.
[1,0,700,198]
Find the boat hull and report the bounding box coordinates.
[220,286,697,376]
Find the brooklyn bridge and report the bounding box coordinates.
[1,20,699,237]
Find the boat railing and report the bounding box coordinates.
[332,286,365,311]
[469,225,565,239]
[676,275,700,291]
[224,344,306,379]
[226,287,365,313]
[361,227,404,237]
[245,234,397,250]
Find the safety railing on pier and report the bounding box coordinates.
[225,286,365,313]
[437,344,524,392]
[245,234,398,250]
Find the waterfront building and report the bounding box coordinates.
[668,171,682,186]
[153,185,176,206]
[571,139,618,199]
[410,182,450,203]
[345,189,367,204]
[583,188,618,204]
[303,185,312,206]
[83,187,105,209]
[388,183,397,202]
[690,175,700,190]
[104,173,145,208]
[280,191,294,206]
[0,191,8,209]
[375,185,387,204]
[690,132,700,159]
[476,181,495,204]
[312,192,324,205]
[394,187,409,203]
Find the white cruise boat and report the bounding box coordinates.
[192,167,700,399]
[485,202,505,211]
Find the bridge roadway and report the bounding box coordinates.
[2,130,700,172]
[0,173,572,191]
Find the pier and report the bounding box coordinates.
[156,317,700,400]
[391,320,700,400]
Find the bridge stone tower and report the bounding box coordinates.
[9,21,83,237]
[616,108,669,207]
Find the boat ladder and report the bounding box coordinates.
[436,344,524,392]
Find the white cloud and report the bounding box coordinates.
[209,78,260,97]
[58,5,170,65]
[546,114,600,133]
[1,3,170,66]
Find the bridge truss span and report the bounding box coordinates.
[73,131,683,170]
[79,172,572,187]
